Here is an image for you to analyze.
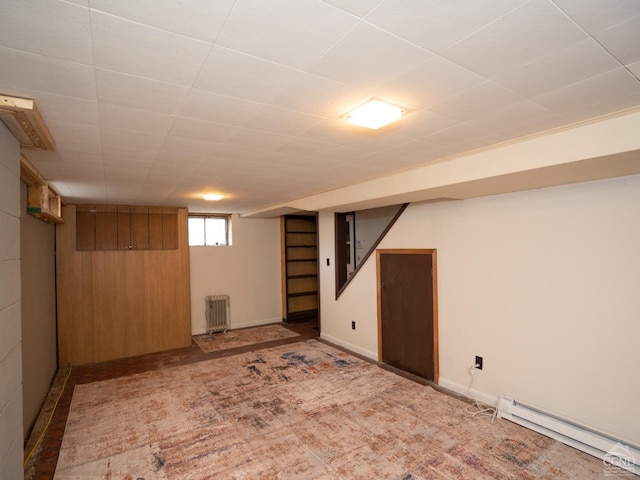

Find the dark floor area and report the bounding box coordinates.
[24,319,319,479]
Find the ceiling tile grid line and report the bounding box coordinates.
[549,0,640,79]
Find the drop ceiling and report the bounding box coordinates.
[1,0,639,214]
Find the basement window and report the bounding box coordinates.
[188,214,231,246]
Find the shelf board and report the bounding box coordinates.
[287,258,317,263]
[286,309,318,321]
[287,245,317,248]
[286,231,317,234]
[287,291,319,298]
[287,274,318,279]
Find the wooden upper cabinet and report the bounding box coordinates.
[76,205,96,251]
[95,206,118,250]
[162,209,178,250]
[76,204,178,251]
[130,207,149,250]
[117,207,131,250]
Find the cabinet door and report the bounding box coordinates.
[117,207,131,250]
[76,205,96,251]
[162,209,178,249]
[130,207,149,250]
[95,206,118,250]
[148,208,164,250]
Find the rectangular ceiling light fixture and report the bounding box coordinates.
[345,99,404,129]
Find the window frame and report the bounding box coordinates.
[188,213,231,247]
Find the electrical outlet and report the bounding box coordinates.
[351,321,356,330]
[475,355,483,370]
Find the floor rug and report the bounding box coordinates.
[193,323,300,353]
[55,340,611,479]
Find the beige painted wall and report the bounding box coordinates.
[319,174,640,446]
[190,214,282,333]
[0,122,23,478]
[20,182,57,440]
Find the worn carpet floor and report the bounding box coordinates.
[193,323,300,353]
[55,340,609,479]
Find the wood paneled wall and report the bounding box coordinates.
[56,205,192,365]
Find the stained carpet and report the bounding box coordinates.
[193,323,300,353]
[55,340,609,479]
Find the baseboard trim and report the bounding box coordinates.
[319,332,378,361]
[437,377,498,408]
[192,317,282,336]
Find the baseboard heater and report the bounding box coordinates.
[496,394,639,476]
[205,294,230,334]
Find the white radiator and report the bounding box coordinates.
[496,394,639,476]
[205,294,230,334]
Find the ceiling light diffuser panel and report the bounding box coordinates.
[345,99,405,129]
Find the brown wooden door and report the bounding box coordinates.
[378,250,437,381]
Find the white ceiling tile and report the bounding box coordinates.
[101,127,166,150]
[307,22,432,90]
[46,163,105,181]
[366,0,528,53]
[559,89,640,125]
[381,139,447,163]
[443,0,588,78]
[168,117,238,143]
[96,70,190,115]
[0,47,97,100]
[428,81,525,122]
[159,136,223,156]
[225,129,293,150]
[147,160,200,176]
[592,15,640,66]
[275,138,331,157]
[244,105,323,135]
[469,100,564,138]
[99,104,175,136]
[90,0,236,43]
[90,11,211,86]
[493,38,621,97]
[628,61,640,78]
[104,168,148,182]
[375,56,485,110]
[393,109,460,139]
[269,72,364,117]
[24,92,99,126]
[422,122,506,148]
[194,46,300,103]
[180,89,264,126]
[301,118,413,150]
[216,0,359,69]
[0,0,93,64]
[323,0,383,18]
[53,141,103,158]
[533,67,640,116]
[552,0,640,33]
[101,145,157,163]
[208,143,269,162]
[46,119,101,146]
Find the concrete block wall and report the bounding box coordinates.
[0,121,23,478]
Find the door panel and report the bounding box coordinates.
[379,251,435,381]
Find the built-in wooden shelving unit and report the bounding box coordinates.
[281,215,318,321]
